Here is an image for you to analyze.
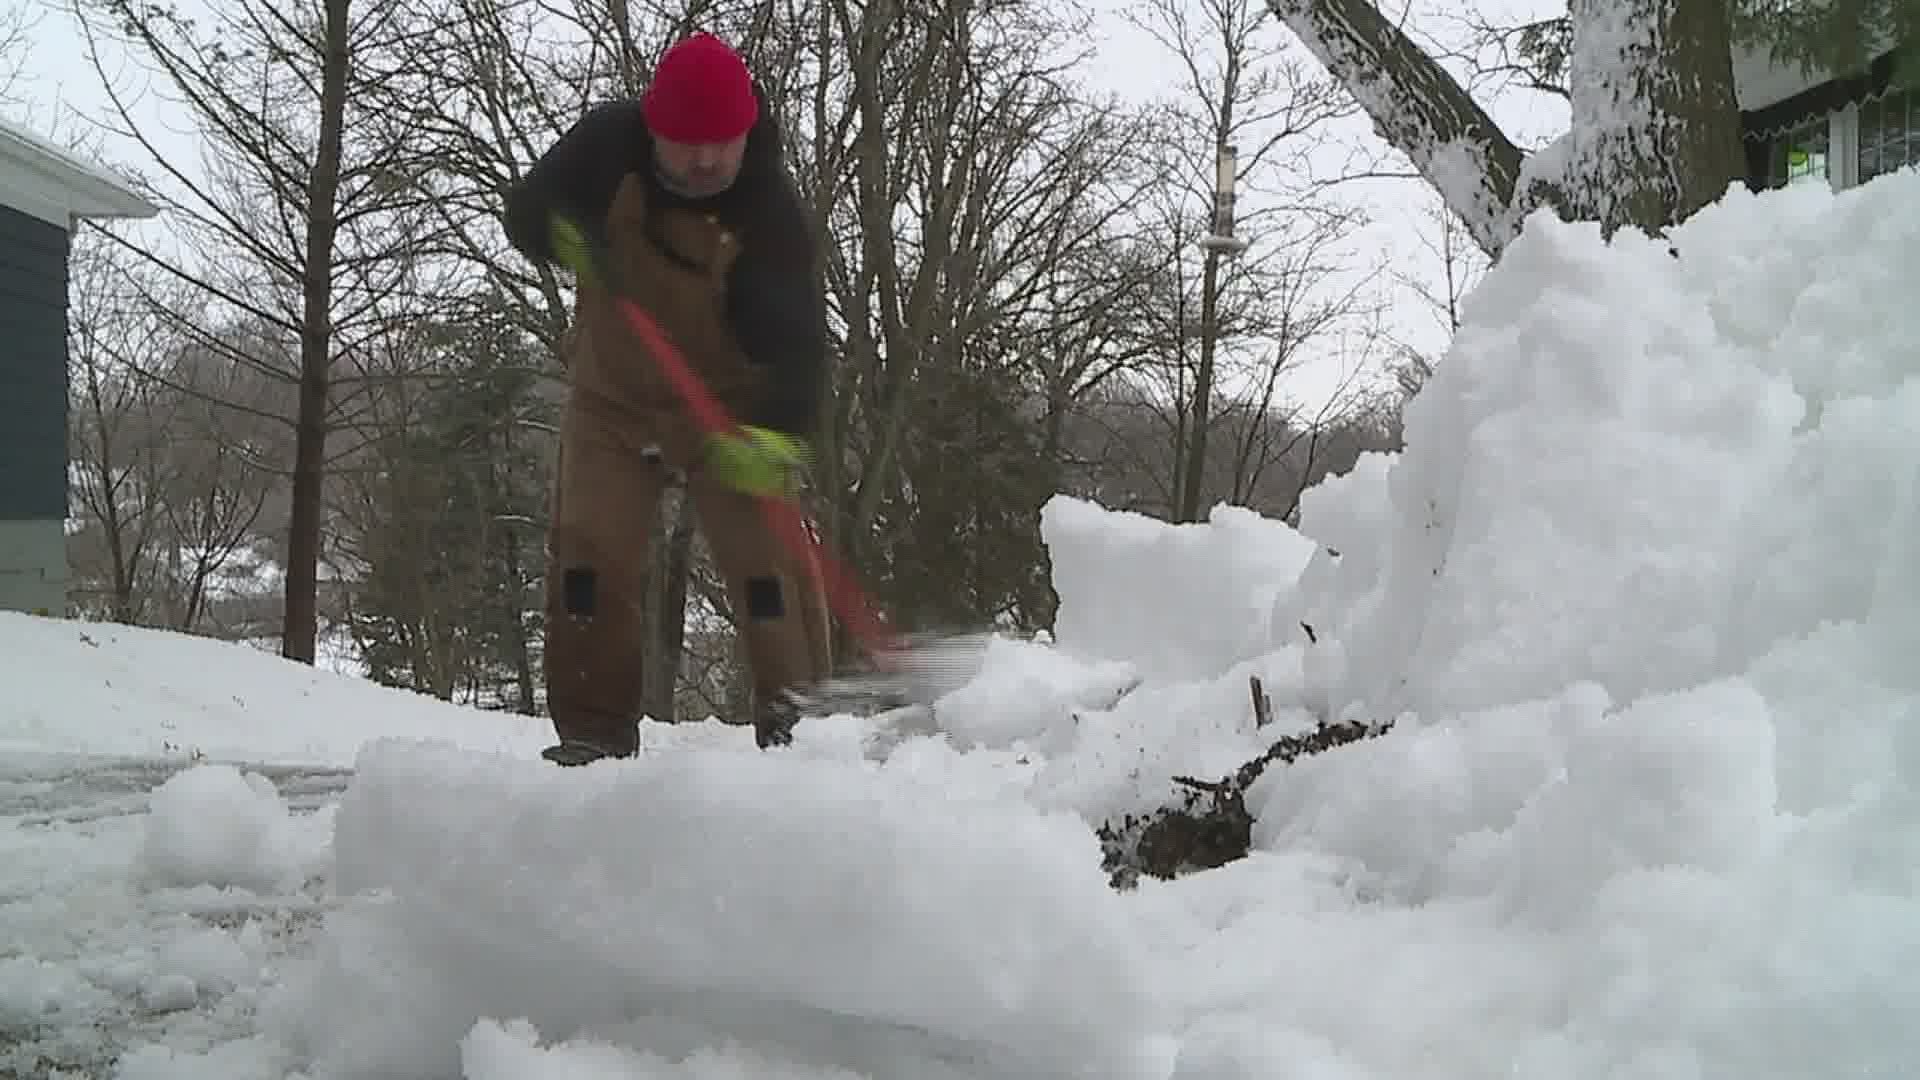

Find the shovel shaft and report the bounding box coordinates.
[598,278,903,668]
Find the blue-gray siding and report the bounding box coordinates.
[0,203,69,521]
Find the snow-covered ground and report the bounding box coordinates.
[6,168,1920,1079]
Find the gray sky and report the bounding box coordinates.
[12,0,1568,415]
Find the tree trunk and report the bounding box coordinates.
[1564,0,1745,240]
[607,0,641,93]
[647,492,696,725]
[282,0,351,664]
[1170,289,1190,515]
[503,527,537,715]
[803,0,847,657]
[844,17,967,558]
[80,368,136,623]
[1176,248,1223,523]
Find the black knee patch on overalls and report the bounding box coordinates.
[745,576,784,618]
[562,567,597,616]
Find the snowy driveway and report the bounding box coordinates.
[1,753,348,1078]
[3,755,352,824]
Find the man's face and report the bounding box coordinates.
[654,134,749,198]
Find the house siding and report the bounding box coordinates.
[0,202,69,522]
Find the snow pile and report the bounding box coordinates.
[1276,173,1920,727]
[1199,172,1920,1075]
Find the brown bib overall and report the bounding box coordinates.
[543,173,832,751]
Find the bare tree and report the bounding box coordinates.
[73,0,442,662]
[744,0,1183,636]
[149,338,282,631]
[356,0,724,716]
[1061,369,1397,524]
[66,228,289,631]
[1070,0,1376,523]
[66,231,170,623]
[1385,188,1487,402]
[1119,0,1363,521]
[0,1,42,107]
[347,0,600,357]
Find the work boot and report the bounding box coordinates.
[753,689,805,749]
[540,739,637,767]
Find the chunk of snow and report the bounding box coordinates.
[112,1036,295,1080]
[139,972,199,1013]
[152,927,256,998]
[1042,498,1314,683]
[136,765,316,895]
[460,1016,876,1080]
[264,738,1175,1080]
[929,634,1138,751]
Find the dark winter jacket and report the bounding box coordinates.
[502,84,826,440]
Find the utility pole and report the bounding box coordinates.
[1177,142,1251,523]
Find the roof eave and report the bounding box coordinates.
[66,180,161,221]
[0,120,160,222]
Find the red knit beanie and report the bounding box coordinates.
[642,32,758,144]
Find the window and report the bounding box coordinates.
[1758,115,1831,189]
[1858,88,1918,182]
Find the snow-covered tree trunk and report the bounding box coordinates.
[1265,0,1745,257]
[1557,0,1746,240]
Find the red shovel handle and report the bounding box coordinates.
[600,286,903,667]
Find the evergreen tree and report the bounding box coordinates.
[347,300,553,711]
[1732,0,1920,88]
[878,353,1056,633]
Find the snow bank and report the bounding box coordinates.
[0,613,549,766]
[264,738,1175,1080]
[1204,172,1920,1076]
[1276,172,1920,725]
